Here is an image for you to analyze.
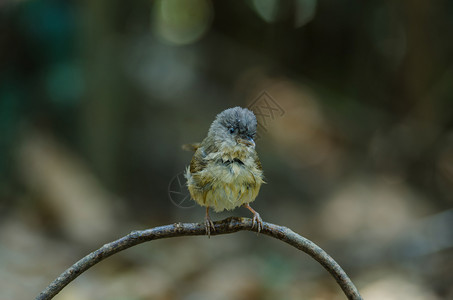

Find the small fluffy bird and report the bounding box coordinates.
[185,107,265,235]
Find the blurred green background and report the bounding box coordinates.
[1,0,452,299]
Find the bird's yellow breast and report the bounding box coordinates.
[186,155,264,212]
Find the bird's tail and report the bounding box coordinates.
[182,143,201,152]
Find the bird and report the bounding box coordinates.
[185,107,265,236]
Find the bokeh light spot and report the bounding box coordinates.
[153,0,213,45]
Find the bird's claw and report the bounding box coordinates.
[251,212,263,233]
[205,217,215,237]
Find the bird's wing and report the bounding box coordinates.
[188,136,220,174]
[253,151,263,171]
[189,147,208,173]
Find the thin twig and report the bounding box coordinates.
[35,217,362,300]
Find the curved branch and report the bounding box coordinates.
[35,217,362,300]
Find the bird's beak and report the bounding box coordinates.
[237,136,255,148]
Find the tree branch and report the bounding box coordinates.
[35,217,362,300]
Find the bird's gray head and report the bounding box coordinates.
[208,107,257,148]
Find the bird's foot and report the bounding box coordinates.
[244,203,263,233]
[205,208,215,237]
[251,211,263,233]
[205,217,215,237]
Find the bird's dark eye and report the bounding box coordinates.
[228,127,235,134]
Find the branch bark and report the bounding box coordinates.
[35,217,362,300]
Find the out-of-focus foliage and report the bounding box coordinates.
[1,0,452,299]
